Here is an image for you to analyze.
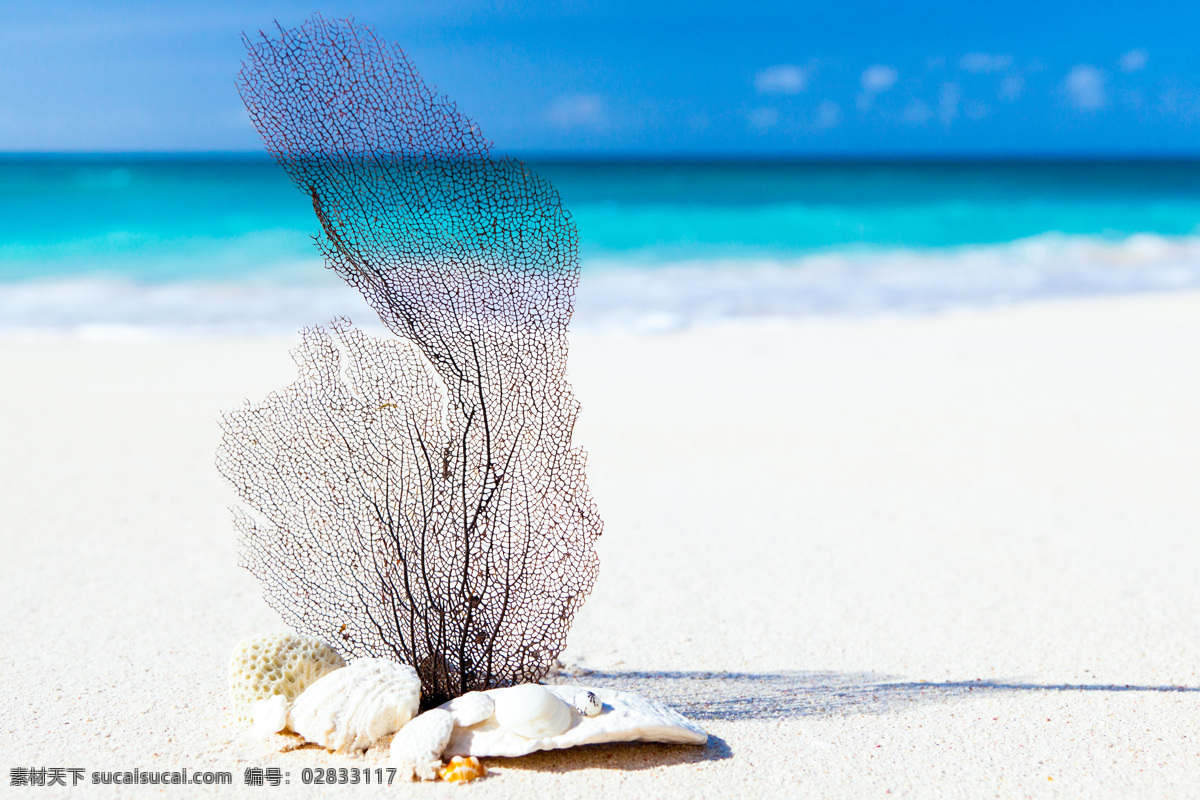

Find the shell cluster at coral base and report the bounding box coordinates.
[233,636,707,782]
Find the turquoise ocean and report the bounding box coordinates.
[4,156,1200,337]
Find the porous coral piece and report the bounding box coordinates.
[390,708,454,781]
[439,755,485,783]
[228,633,345,723]
[288,658,421,752]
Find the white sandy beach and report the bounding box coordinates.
[4,290,1200,798]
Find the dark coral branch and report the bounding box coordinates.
[218,15,602,706]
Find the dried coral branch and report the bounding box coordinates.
[218,15,602,706]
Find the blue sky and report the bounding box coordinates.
[2,0,1198,156]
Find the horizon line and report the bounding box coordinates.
[6,150,1200,165]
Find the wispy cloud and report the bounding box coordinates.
[754,64,810,95]
[858,65,898,111]
[960,53,1013,74]
[1064,65,1106,110]
[999,75,1024,102]
[861,65,899,93]
[903,99,932,125]
[939,83,961,126]
[1119,49,1148,73]
[965,100,990,120]
[1157,83,1200,122]
[747,107,780,131]
[545,94,605,129]
[812,100,842,131]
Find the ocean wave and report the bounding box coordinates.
[0,277,371,341]
[4,233,1200,339]
[577,233,1200,331]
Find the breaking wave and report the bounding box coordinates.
[4,233,1200,339]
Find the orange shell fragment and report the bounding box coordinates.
[439,755,485,784]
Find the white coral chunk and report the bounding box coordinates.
[228,633,345,723]
[288,658,421,752]
[389,708,454,781]
[251,694,289,738]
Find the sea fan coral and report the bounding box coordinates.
[218,15,602,706]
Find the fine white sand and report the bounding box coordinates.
[4,291,1200,798]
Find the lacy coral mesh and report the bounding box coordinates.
[218,16,602,705]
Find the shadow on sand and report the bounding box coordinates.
[550,668,1200,722]
[484,734,733,773]
[460,668,1200,774]
[508,667,1200,773]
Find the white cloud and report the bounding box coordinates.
[754,64,809,95]
[960,53,1013,73]
[813,100,842,131]
[1119,48,1148,72]
[748,107,780,131]
[1064,65,1106,110]
[861,65,899,93]
[999,75,1024,102]
[939,82,961,126]
[903,99,932,125]
[545,94,605,129]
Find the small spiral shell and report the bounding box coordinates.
[439,755,485,783]
[573,690,602,717]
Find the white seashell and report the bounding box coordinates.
[227,633,346,723]
[441,691,495,728]
[288,658,421,752]
[491,684,572,739]
[445,684,708,758]
[573,690,602,717]
[251,694,290,738]
[389,709,454,781]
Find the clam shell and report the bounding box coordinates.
[492,684,572,739]
[288,657,421,752]
[444,684,708,758]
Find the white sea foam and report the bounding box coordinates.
[0,277,372,341]
[576,233,1200,331]
[4,233,1200,340]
